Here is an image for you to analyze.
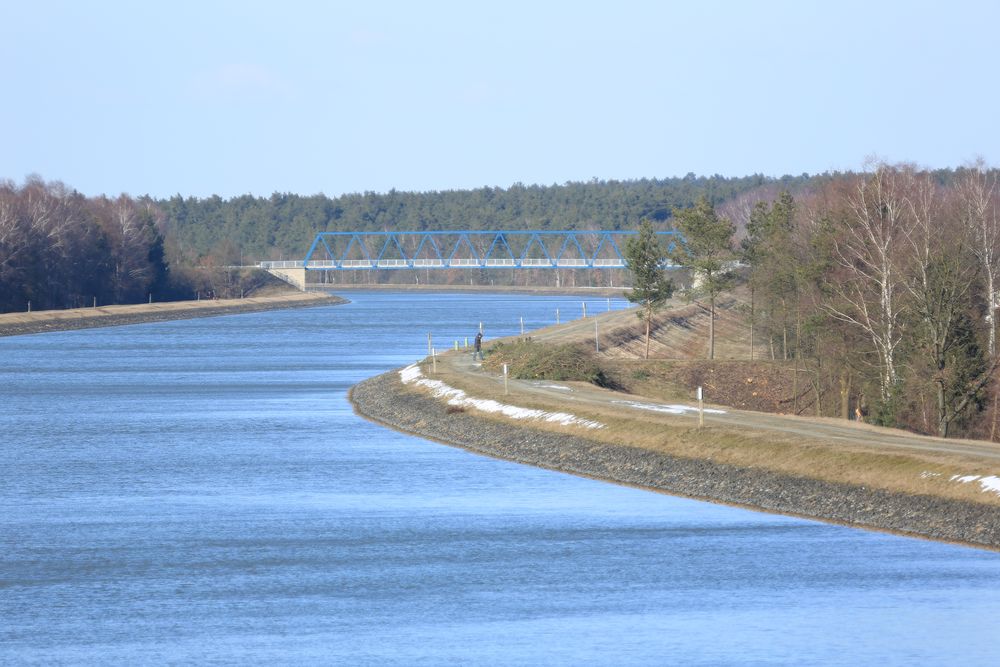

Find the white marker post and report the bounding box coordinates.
[432,347,437,374]
[520,316,524,335]
[607,297,611,312]
[427,333,432,357]
[503,363,509,395]
[582,302,587,318]
[697,386,704,428]
[556,308,560,325]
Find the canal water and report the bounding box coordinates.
[2,292,999,666]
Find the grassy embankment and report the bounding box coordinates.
[413,293,1000,509]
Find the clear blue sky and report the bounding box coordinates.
[2,0,998,198]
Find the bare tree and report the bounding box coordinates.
[824,162,910,405]
[959,159,1000,356]
[0,184,29,298]
[112,195,155,300]
[89,195,158,302]
[718,184,780,242]
[901,171,993,436]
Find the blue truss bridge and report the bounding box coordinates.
[258,230,681,273]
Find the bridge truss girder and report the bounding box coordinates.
[295,230,682,271]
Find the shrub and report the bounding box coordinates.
[485,339,615,388]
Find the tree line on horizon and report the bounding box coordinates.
[0,173,806,311]
[155,174,810,265]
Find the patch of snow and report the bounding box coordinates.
[981,476,1000,495]
[613,399,726,416]
[947,472,1000,497]
[399,364,604,430]
[920,471,943,479]
[537,384,572,391]
[951,474,981,484]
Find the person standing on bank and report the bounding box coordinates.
[473,331,483,361]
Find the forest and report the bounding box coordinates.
[725,161,1000,439]
[0,177,176,312]
[154,173,810,263]
[0,173,805,311]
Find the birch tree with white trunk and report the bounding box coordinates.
[824,163,909,406]
[959,159,1000,357]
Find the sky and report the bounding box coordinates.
[2,0,999,199]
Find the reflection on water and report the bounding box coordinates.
[2,292,999,666]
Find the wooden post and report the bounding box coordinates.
[503,363,509,395]
[595,319,599,352]
[698,386,704,428]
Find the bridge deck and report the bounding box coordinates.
[260,258,635,270]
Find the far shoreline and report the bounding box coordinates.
[0,292,347,337]
[308,283,627,297]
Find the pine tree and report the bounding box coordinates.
[625,220,675,359]
[670,196,736,359]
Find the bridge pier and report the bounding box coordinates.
[265,267,307,291]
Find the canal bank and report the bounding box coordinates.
[351,368,1000,550]
[0,292,346,337]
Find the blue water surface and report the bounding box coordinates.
[2,292,999,666]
